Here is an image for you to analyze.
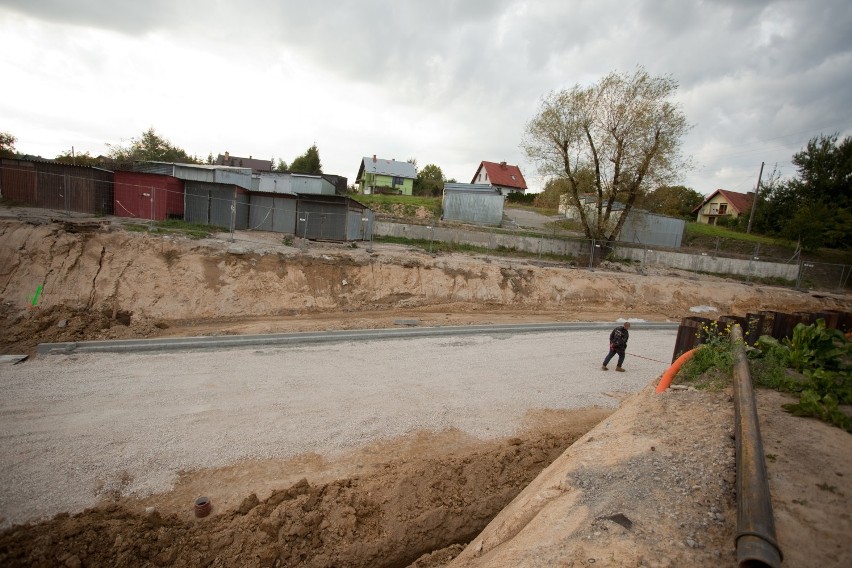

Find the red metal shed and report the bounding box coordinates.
[114,171,184,221]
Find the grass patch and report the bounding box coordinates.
[124,220,221,239]
[353,194,442,217]
[693,270,795,287]
[685,222,791,246]
[676,322,736,391]
[505,204,559,216]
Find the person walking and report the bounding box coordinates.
[602,322,630,372]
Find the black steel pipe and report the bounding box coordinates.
[731,325,783,567]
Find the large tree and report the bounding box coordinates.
[107,128,198,164]
[522,67,690,244]
[0,131,17,158]
[642,185,704,219]
[752,134,851,250]
[54,150,103,167]
[783,134,851,249]
[414,163,445,197]
[289,144,322,174]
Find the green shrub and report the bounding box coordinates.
[677,321,737,390]
[751,319,851,432]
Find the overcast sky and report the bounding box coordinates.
[2,0,851,195]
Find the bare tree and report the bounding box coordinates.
[522,67,690,245]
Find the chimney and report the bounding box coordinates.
[500,161,507,169]
[224,151,229,160]
[372,155,376,162]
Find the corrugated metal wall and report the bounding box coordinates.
[184,182,249,230]
[1,159,37,203]
[346,208,374,241]
[114,171,184,220]
[296,199,348,240]
[619,210,685,249]
[248,193,297,233]
[442,189,504,226]
[254,173,336,195]
[0,158,113,215]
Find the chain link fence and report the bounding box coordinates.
[0,165,374,244]
[1,164,848,293]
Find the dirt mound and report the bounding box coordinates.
[0,410,609,568]
[1,217,848,356]
[1,215,850,567]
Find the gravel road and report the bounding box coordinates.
[0,328,676,529]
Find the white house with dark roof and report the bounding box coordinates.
[470,161,528,195]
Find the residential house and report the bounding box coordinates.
[693,189,754,225]
[216,152,272,173]
[356,155,416,195]
[470,161,527,195]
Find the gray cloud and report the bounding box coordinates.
[3,0,851,190]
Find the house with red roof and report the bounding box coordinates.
[693,189,755,225]
[470,161,527,196]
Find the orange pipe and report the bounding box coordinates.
[655,347,699,393]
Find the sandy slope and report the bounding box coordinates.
[1,214,850,567]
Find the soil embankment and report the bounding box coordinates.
[1,218,846,355]
[1,215,850,567]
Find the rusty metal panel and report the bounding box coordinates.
[671,316,712,362]
[114,171,184,220]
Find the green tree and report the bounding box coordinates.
[106,127,198,164]
[55,150,102,167]
[753,134,851,250]
[289,144,322,174]
[642,185,704,219]
[534,168,597,210]
[274,159,288,173]
[414,163,445,196]
[0,131,17,158]
[522,67,690,245]
[751,168,793,236]
[792,134,851,205]
[533,178,571,209]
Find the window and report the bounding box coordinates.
[392,176,403,186]
[718,203,728,214]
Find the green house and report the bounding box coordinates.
[355,155,417,195]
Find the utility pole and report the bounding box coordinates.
[746,161,764,234]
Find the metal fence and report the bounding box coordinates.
[1,164,848,292]
[375,218,851,293]
[0,165,374,243]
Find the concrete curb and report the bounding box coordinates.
[36,322,679,356]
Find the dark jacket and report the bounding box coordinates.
[610,326,629,349]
